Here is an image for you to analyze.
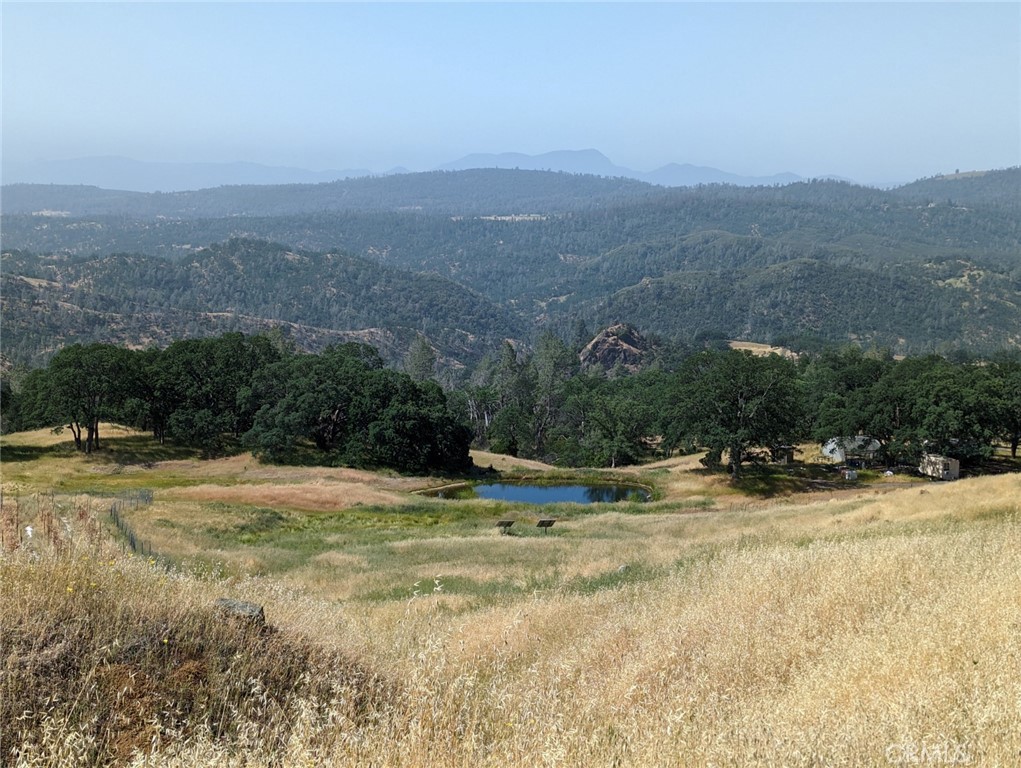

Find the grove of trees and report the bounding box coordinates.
[3,332,1019,476]
[9,334,472,473]
[455,340,1019,473]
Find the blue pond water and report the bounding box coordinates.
[437,483,649,504]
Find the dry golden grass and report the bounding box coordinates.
[1,424,432,500]
[1,424,140,449]
[147,453,423,490]
[0,539,385,767]
[3,427,1020,766]
[165,480,408,511]
[728,340,800,359]
[102,485,1019,767]
[470,449,556,472]
[277,476,1018,768]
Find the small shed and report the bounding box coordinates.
[919,453,960,481]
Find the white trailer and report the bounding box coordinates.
[919,453,960,481]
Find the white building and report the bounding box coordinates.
[919,453,960,481]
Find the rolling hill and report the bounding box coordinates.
[0,239,526,370]
[2,168,1019,370]
[0,168,657,218]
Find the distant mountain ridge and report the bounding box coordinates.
[642,162,804,187]
[440,149,808,187]
[0,169,659,218]
[7,166,1017,224]
[1,156,375,194]
[439,149,625,176]
[889,167,1021,209]
[5,149,812,193]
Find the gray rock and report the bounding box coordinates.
[214,598,266,627]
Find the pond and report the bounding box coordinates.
[433,482,650,504]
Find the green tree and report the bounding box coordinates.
[855,356,998,464]
[404,335,437,383]
[487,404,530,457]
[670,350,803,477]
[914,362,998,461]
[0,380,18,434]
[245,343,470,472]
[989,356,1021,458]
[156,333,282,452]
[587,387,655,468]
[800,347,893,444]
[244,344,384,462]
[529,332,576,459]
[467,342,534,455]
[120,348,172,443]
[21,344,137,453]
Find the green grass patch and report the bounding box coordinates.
[200,501,505,550]
[673,544,723,574]
[361,574,552,605]
[616,497,714,515]
[0,442,71,462]
[51,469,267,495]
[0,431,240,494]
[565,563,665,595]
[232,508,289,542]
[956,504,1020,524]
[359,565,667,606]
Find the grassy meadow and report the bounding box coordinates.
[1,425,1019,766]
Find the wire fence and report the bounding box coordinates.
[109,490,156,557]
[1,489,156,558]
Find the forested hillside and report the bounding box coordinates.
[1,239,525,369]
[0,169,657,217]
[2,169,1019,367]
[889,167,1020,209]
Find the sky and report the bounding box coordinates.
[2,2,1019,185]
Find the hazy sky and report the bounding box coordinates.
[3,2,1019,184]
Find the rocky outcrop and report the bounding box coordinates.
[578,324,651,375]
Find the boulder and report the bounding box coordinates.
[214,598,266,628]
[579,323,651,375]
